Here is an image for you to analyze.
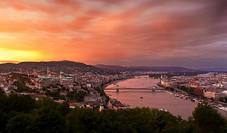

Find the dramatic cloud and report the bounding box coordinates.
[0,0,227,68]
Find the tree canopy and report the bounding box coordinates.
[192,103,226,133]
[0,93,227,133]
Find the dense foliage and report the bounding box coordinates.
[219,97,227,103]
[0,94,226,133]
[67,91,87,102]
[11,73,33,92]
[177,86,195,95]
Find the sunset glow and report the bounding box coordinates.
[0,48,43,62]
[0,0,227,68]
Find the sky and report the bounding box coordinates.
[0,0,227,68]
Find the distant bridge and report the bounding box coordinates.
[106,85,164,92]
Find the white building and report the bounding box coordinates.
[204,89,226,100]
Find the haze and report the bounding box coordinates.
[0,0,227,68]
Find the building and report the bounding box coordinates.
[194,87,204,96]
[204,89,226,100]
[108,98,130,111]
[161,79,173,87]
[35,71,73,89]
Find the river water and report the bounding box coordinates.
[105,75,226,119]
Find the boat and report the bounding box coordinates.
[160,109,168,112]
[219,107,227,112]
[183,96,189,100]
[140,97,143,99]
[166,91,174,95]
[191,98,197,102]
[197,100,203,103]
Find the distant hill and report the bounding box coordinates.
[95,64,197,72]
[0,60,95,73]
[197,67,227,72]
[95,64,128,70]
[18,60,93,68]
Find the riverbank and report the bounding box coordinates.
[104,76,198,119]
[101,77,134,105]
[101,77,133,91]
[157,83,227,116]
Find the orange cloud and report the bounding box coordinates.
[0,0,226,68]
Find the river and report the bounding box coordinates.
[105,75,227,119]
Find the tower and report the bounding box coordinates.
[160,75,163,84]
[47,67,50,74]
[99,99,104,112]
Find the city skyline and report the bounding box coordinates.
[0,0,227,68]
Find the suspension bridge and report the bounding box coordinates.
[106,85,164,92]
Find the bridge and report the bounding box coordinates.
[106,85,164,92]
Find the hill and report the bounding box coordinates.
[197,67,227,72]
[18,60,93,68]
[0,60,95,73]
[95,64,197,72]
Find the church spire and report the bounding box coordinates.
[99,99,104,112]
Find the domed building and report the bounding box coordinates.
[60,71,64,78]
[35,71,73,89]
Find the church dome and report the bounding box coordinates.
[60,71,64,75]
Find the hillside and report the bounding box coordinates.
[197,67,227,72]
[95,64,197,72]
[0,60,95,73]
[18,60,93,68]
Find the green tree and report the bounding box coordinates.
[76,91,86,102]
[0,110,8,132]
[94,86,105,96]
[6,114,32,133]
[35,97,59,109]
[27,108,64,133]
[219,97,227,103]
[148,108,181,132]
[66,108,97,133]
[1,94,35,113]
[0,87,4,95]
[67,91,86,102]
[0,94,8,111]
[210,97,214,102]
[179,116,196,133]
[192,103,226,133]
[56,102,71,117]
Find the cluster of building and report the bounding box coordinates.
[161,73,227,100]
[0,73,18,94]
[0,65,130,111]
[108,98,130,111]
[34,71,73,89]
[74,72,127,88]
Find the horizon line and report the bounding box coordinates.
[1,60,227,69]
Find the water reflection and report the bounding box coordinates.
[105,76,197,119]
